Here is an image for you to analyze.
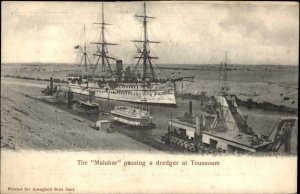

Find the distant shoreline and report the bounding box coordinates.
[1,62,298,67]
[2,74,69,84]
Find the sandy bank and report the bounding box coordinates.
[1,85,159,152]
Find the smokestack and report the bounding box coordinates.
[116,60,123,82]
[195,116,201,136]
[67,91,73,106]
[89,91,95,103]
[50,77,53,91]
[189,101,192,116]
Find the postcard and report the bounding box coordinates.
[1,1,298,193]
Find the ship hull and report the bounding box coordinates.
[110,106,154,127]
[69,84,176,105]
[111,115,151,127]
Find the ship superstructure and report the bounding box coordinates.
[67,3,178,105]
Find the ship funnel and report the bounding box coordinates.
[116,60,123,82]
[67,91,73,106]
[189,101,193,116]
[50,77,53,91]
[89,91,95,103]
[195,116,201,136]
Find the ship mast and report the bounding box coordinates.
[219,51,229,94]
[83,25,87,71]
[132,2,160,82]
[75,24,92,75]
[91,3,117,74]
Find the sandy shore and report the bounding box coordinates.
[1,84,159,152]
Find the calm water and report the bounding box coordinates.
[2,63,298,108]
[2,77,298,153]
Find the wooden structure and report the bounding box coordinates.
[96,120,111,131]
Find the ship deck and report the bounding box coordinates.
[170,118,272,150]
[111,107,151,120]
[202,129,272,149]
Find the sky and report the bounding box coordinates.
[1,1,299,65]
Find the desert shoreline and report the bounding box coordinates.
[1,82,161,152]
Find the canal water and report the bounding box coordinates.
[2,77,297,153]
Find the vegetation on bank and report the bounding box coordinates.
[177,93,298,115]
[236,98,297,114]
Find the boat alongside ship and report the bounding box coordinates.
[111,106,154,128]
[72,100,99,114]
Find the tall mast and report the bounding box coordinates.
[143,2,147,81]
[91,3,117,74]
[84,24,87,71]
[220,51,229,94]
[133,2,160,82]
[101,4,105,72]
[75,25,89,75]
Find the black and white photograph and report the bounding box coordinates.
[1,1,298,193]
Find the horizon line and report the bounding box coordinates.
[1,62,298,66]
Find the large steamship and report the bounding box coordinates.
[67,3,182,105]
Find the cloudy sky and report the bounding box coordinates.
[2,1,299,65]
